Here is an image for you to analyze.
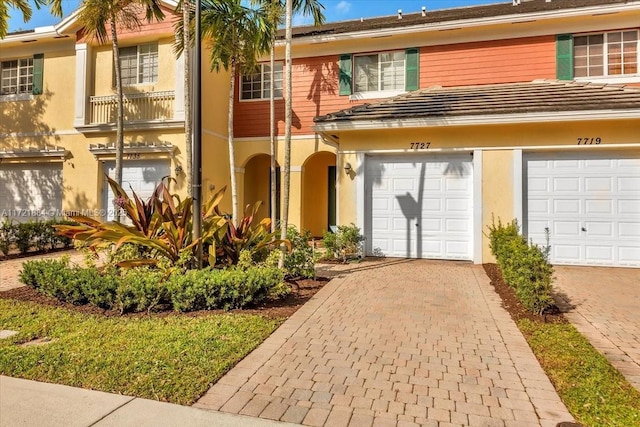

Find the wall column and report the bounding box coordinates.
[235,167,245,218]
[74,43,91,127]
[174,52,185,121]
[288,166,304,229]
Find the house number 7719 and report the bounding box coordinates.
[577,137,601,145]
[410,142,431,150]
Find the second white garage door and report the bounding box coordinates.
[525,151,640,267]
[366,154,473,260]
[103,160,171,221]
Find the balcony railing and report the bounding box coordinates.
[89,90,175,125]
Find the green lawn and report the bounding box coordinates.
[0,299,282,405]
[519,319,640,427]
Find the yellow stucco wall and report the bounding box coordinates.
[482,150,514,262]
[243,154,271,221]
[303,151,336,236]
[92,37,176,96]
[334,119,640,262]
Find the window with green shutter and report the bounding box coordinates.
[339,54,352,95]
[405,48,419,91]
[556,34,573,81]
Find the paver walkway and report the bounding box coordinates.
[196,259,573,427]
[0,250,90,292]
[553,265,640,391]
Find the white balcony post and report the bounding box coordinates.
[74,43,91,127]
[174,52,185,121]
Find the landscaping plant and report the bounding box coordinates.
[322,223,365,262]
[283,226,317,279]
[487,217,554,315]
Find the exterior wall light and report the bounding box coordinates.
[344,162,352,175]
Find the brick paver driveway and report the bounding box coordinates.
[553,266,640,391]
[0,250,87,292]
[196,259,573,426]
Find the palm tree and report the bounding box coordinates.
[77,0,164,195]
[188,0,273,226]
[176,0,193,197]
[253,0,324,233]
[1,0,63,38]
[278,0,324,259]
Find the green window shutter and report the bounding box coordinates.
[405,48,419,91]
[556,34,573,81]
[32,53,44,95]
[338,54,352,96]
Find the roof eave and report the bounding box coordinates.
[313,109,640,132]
[279,1,640,46]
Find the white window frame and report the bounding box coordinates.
[117,43,158,86]
[351,50,406,100]
[0,57,34,96]
[574,29,640,83]
[240,62,284,102]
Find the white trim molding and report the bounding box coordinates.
[513,149,523,228]
[290,166,304,172]
[76,120,184,134]
[0,146,66,159]
[315,109,640,132]
[174,52,185,121]
[88,141,176,157]
[473,150,483,264]
[355,152,366,251]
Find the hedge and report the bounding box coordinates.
[0,219,75,256]
[487,218,554,315]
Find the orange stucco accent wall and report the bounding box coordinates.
[420,36,556,87]
[234,35,558,138]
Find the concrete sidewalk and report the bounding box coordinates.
[0,376,299,427]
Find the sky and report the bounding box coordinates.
[7,0,504,33]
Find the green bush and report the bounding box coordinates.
[487,218,554,315]
[168,251,288,312]
[0,219,76,256]
[0,218,17,255]
[79,267,119,309]
[322,223,365,262]
[116,268,168,314]
[283,226,317,279]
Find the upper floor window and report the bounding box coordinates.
[1,58,33,95]
[241,62,283,100]
[354,51,405,93]
[118,43,158,86]
[574,31,638,77]
[338,49,418,98]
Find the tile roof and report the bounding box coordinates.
[314,80,640,123]
[287,0,633,39]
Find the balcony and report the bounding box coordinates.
[78,90,183,132]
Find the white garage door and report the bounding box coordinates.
[0,162,63,221]
[103,160,171,221]
[525,152,640,267]
[366,154,473,260]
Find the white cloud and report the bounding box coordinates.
[293,14,314,27]
[335,1,352,15]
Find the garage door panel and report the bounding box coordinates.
[446,241,470,257]
[367,155,473,260]
[554,199,581,214]
[526,152,640,267]
[554,177,580,192]
[619,222,640,237]
[584,222,613,237]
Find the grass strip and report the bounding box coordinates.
[519,319,640,427]
[0,299,282,405]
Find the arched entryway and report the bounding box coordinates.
[243,154,279,222]
[302,151,337,237]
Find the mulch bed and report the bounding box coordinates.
[0,277,329,320]
[483,263,566,324]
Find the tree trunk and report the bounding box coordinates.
[228,62,239,226]
[110,16,124,222]
[183,0,192,197]
[269,33,277,233]
[280,0,293,266]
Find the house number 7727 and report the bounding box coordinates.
[410,142,431,150]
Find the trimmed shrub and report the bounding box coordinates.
[0,219,76,256]
[322,223,365,262]
[487,218,554,315]
[167,251,288,312]
[283,226,317,279]
[116,268,168,314]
